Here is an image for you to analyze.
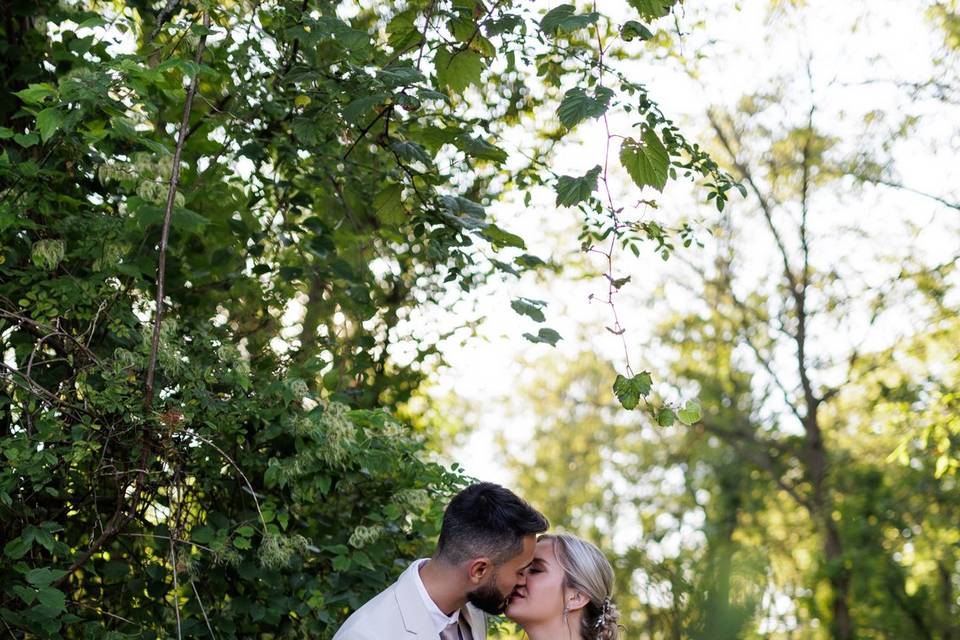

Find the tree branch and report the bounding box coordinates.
[145,12,211,408]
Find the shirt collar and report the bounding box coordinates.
[412,559,461,634]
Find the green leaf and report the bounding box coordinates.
[482,223,526,250]
[540,5,600,35]
[378,64,426,87]
[373,184,406,226]
[135,204,210,234]
[613,372,652,410]
[555,165,601,207]
[454,135,508,163]
[677,400,702,425]
[656,408,676,427]
[557,87,613,129]
[523,327,562,346]
[101,561,129,581]
[619,128,670,192]
[627,0,677,20]
[26,568,66,587]
[387,10,422,52]
[435,47,484,94]
[36,107,64,143]
[342,94,389,124]
[14,83,56,105]
[511,298,547,322]
[4,536,32,560]
[621,20,654,41]
[439,195,486,228]
[14,132,39,148]
[0,126,14,139]
[34,586,66,613]
[391,140,432,165]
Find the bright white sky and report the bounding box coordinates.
[416,0,960,485]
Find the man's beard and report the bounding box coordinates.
[466,574,510,615]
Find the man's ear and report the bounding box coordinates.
[565,590,588,613]
[466,557,492,584]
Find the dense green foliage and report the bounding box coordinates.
[0,0,736,637]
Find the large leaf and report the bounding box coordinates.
[435,47,484,93]
[511,298,547,322]
[619,127,670,192]
[373,184,406,225]
[13,83,56,105]
[557,87,613,129]
[613,372,652,410]
[454,135,508,163]
[627,0,678,20]
[540,5,600,35]
[36,107,64,143]
[621,20,654,41]
[555,165,601,207]
[523,327,562,346]
[482,223,526,249]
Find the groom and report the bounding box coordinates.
[332,482,549,640]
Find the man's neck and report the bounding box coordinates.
[419,558,469,616]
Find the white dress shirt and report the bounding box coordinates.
[412,559,461,635]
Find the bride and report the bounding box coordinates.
[504,533,621,640]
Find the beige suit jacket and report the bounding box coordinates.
[332,560,487,640]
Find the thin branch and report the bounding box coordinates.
[150,0,181,42]
[707,109,801,299]
[52,507,133,588]
[860,176,960,212]
[342,106,391,159]
[145,12,211,407]
[182,430,266,530]
[191,580,217,639]
[170,541,183,640]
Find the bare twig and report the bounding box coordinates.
[145,12,212,407]
[191,580,217,639]
[170,541,183,640]
[181,430,266,530]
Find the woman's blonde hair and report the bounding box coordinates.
[540,533,621,640]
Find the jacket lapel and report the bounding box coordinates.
[394,560,438,638]
[462,604,486,640]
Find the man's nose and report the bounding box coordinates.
[516,572,527,586]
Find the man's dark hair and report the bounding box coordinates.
[435,482,549,566]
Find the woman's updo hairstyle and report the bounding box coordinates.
[540,533,621,640]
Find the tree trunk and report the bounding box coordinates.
[806,421,854,640]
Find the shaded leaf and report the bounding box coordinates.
[540,5,600,35]
[523,327,562,346]
[435,47,484,93]
[627,0,677,20]
[555,165,601,207]
[373,183,406,225]
[36,107,64,143]
[557,87,613,129]
[621,20,654,41]
[511,297,547,322]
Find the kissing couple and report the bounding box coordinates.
[333,482,620,640]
